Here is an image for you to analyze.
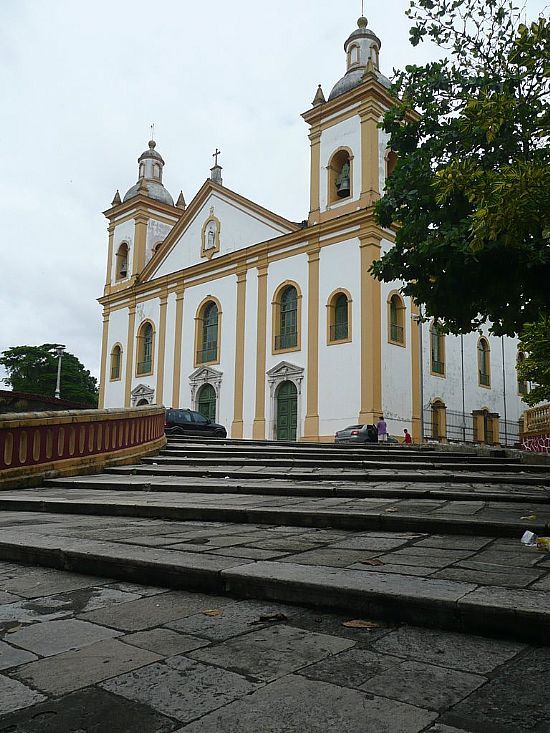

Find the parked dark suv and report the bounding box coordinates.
[165,409,227,438]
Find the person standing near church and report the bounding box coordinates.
[377,415,388,443]
[403,428,412,444]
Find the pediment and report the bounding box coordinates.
[141,181,298,282]
[266,361,304,380]
[189,366,223,383]
[131,384,155,398]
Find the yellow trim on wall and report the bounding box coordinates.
[105,224,115,288]
[156,292,168,404]
[132,214,149,276]
[98,307,110,408]
[326,287,353,346]
[358,233,382,424]
[231,268,248,438]
[309,127,322,222]
[304,247,320,439]
[253,260,268,439]
[124,301,136,407]
[193,295,223,369]
[271,280,303,356]
[171,287,185,408]
[410,300,421,443]
[360,108,382,204]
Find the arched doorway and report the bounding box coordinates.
[276,381,297,441]
[197,383,216,422]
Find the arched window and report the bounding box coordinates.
[328,149,352,204]
[328,291,351,343]
[388,294,405,345]
[110,344,122,381]
[275,285,298,351]
[430,321,445,375]
[115,242,129,280]
[517,351,528,396]
[136,322,154,376]
[386,151,398,182]
[478,337,491,387]
[196,300,220,364]
[347,44,360,66]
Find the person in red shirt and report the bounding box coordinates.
[403,429,412,444]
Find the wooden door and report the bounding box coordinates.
[276,381,297,441]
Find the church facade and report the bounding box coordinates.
[98,16,528,445]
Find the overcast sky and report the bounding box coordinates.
[0,0,545,386]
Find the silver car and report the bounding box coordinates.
[335,424,378,444]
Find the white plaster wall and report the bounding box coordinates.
[161,292,176,407]
[153,193,291,278]
[423,327,528,442]
[175,275,237,430]
[320,115,361,212]
[131,298,160,401]
[264,254,308,439]
[381,279,413,438]
[146,219,174,263]
[318,238,362,437]
[111,220,134,282]
[103,307,128,408]
[242,268,258,439]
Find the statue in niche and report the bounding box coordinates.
[206,222,216,249]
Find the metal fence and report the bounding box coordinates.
[422,408,521,447]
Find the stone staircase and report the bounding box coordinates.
[0,436,549,643]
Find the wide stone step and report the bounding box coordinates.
[47,474,550,504]
[2,487,549,537]
[161,446,521,465]
[153,453,540,474]
[110,463,550,487]
[0,527,547,643]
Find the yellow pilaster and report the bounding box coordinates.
[171,287,185,408]
[98,306,110,408]
[105,223,115,288]
[232,268,248,438]
[410,300,422,443]
[155,290,168,406]
[308,127,322,224]
[132,214,149,276]
[360,106,381,205]
[359,232,382,424]
[124,299,137,408]
[303,246,320,440]
[252,259,268,439]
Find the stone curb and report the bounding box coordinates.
[0,533,547,644]
[0,496,547,537]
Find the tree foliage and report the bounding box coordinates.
[517,318,550,406]
[0,345,98,407]
[371,0,550,336]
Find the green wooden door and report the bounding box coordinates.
[198,384,216,422]
[276,381,297,441]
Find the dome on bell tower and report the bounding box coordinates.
[123,139,175,206]
[328,16,390,101]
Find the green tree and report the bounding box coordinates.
[0,345,98,407]
[517,318,550,406]
[371,0,550,337]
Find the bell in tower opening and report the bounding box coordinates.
[336,159,351,198]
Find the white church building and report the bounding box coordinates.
[98,15,529,445]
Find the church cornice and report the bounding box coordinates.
[98,206,396,310]
[103,194,184,222]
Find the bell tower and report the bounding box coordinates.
[302,16,393,225]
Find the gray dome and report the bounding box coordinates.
[328,68,391,101]
[123,181,174,206]
[138,140,165,164]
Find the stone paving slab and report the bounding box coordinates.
[0,562,547,731]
